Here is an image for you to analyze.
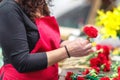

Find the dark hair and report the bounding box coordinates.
[0,0,51,21]
[18,0,51,21]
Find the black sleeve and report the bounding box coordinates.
[0,6,47,73]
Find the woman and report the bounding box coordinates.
[0,0,93,80]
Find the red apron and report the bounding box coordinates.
[0,16,60,80]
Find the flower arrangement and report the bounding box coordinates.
[89,44,111,73]
[65,58,120,80]
[64,25,120,80]
[65,43,120,80]
[96,6,120,39]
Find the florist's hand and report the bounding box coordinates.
[65,38,93,57]
[60,40,71,47]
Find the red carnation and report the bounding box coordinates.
[65,72,73,80]
[97,53,107,64]
[102,45,110,56]
[82,68,90,75]
[112,77,120,80]
[92,66,100,73]
[117,66,120,77]
[118,66,120,73]
[77,76,85,80]
[83,25,98,38]
[90,57,101,67]
[103,61,111,72]
[96,44,102,50]
[100,77,110,80]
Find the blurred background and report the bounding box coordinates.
[51,0,120,40]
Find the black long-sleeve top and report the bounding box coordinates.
[0,0,48,73]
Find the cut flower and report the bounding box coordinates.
[83,25,98,38]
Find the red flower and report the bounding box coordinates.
[100,77,110,80]
[83,25,98,38]
[112,77,120,80]
[65,72,73,80]
[97,53,107,64]
[102,45,110,56]
[103,61,111,72]
[92,66,100,73]
[117,66,120,77]
[96,44,102,50]
[96,45,111,59]
[82,68,90,75]
[118,66,120,73]
[90,57,101,67]
[77,76,85,80]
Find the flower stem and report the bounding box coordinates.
[87,36,90,42]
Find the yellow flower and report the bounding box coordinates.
[112,48,120,55]
[92,42,97,47]
[96,6,120,39]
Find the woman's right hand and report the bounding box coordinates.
[64,38,93,57]
[47,38,93,66]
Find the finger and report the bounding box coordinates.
[87,49,94,53]
[84,43,92,51]
[78,39,89,46]
[84,49,94,56]
[82,40,89,45]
